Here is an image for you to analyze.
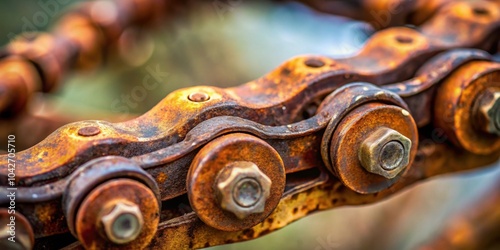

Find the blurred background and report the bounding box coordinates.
[1,1,499,249]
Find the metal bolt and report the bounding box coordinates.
[233,178,262,207]
[100,202,144,244]
[475,88,500,135]
[358,127,412,179]
[379,141,405,170]
[188,92,210,102]
[215,161,271,219]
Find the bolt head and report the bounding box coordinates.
[100,202,144,244]
[358,127,412,179]
[216,161,271,219]
[476,88,500,135]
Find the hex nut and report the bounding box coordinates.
[100,202,144,244]
[358,127,412,179]
[215,161,271,219]
[475,88,500,135]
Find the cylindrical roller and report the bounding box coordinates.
[434,61,500,155]
[187,133,286,232]
[0,209,34,250]
[327,102,418,194]
[63,156,160,249]
[7,33,72,92]
[74,178,159,249]
[0,56,42,116]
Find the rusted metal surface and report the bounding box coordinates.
[187,133,285,232]
[358,127,412,178]
[0,0,499,249]
[474,87,500,135]
[74,179,159,249]
[100,201,144,244]
[62,156,161,237]
[0,208,34,250]
[2,0,500,185]
[146,142,500,249]
[0,56,41,117]
[0,0,187,116]
[296,0,458,28]
[0,101,137,151]
[329,102,418,193]
[214,161,272,220]
[434,61,500,155]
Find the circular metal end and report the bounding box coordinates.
[359,127,412,179]
[434,61,500,155]
[475,88,500,136]
[187,133,285,231]
[72,177,160,249]
[233,178,262,207]
[78,126,101,137]
[188,92,210,102]
[216,161,271,219]
[379,141,405,170]
[0,209,34,250]
[101,202,144,244]
[327,101,418,194]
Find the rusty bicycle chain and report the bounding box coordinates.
[0,0,190,117]
[1,0,500,249]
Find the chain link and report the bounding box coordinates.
[0,0,499,249]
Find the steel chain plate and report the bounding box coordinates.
[0,0,499,249]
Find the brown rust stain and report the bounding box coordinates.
[156,172,168,184]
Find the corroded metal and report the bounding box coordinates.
[100,202,144,244]
[3,0,500,185]
[146,142,500,249]
[358,127,412,179]
[215,161,272,220]
[297,0,453,28]
[0,0,499,249]
[434,61,500,155]
[74,178,159,249]
[326,101,418,194]
[187,133,286,232]
[0,0,185,116]
[0,209,34,250]
[474,87,500,135]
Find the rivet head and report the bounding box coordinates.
[216,161,271,219]
[78,126,101,137]
[304,58,325,68]
[188,92,210,102]
[358,127,412,179]
[395,35,413,44]
[472,6,489,16]
[100,202,144,244]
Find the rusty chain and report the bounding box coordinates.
[1,0,500,249]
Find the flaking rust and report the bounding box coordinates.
[0,0,500,249]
